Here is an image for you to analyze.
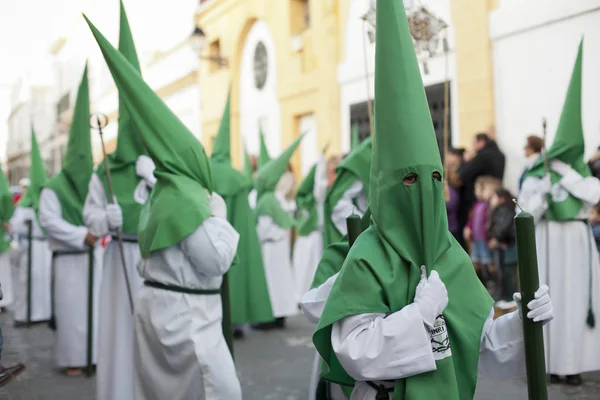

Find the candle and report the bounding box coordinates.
[514,210,548,400]
[346,213,362,248]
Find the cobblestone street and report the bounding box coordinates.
[0,312,598,399]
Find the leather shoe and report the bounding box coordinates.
[0,363,25,387]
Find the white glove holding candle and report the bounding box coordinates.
[414,265,448,327]
[550,159,572,177]
[514,285,554,326]
[106,203,123,230]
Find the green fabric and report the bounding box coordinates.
[18,128,48,213]
[211,93,273,324]
[351,123,360,151]
[45,65,93,227]
[86,16,212,258]
[322,138,372,248]
[255,135,304,228]
[313,2,492,398]
[0,164,14,253]
[258,131,271,168]
[525,40,591,221]
[96,0,148,234]
[295,164,318,236]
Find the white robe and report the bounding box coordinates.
[293,156,329,299]
[0,252,13,308]
[331,180,368,237]
[39,188,103,368]
[518,169,600,375]
[258,192,299,318]
[134,217,241,400]
[83,174,146,400]
[302,273,528,399]
[9,206,52,321]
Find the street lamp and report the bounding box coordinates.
[189,25,228,67]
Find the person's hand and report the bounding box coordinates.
[514,285,553,326]
[414,266,448,327]
[210,192,227,219]
[488,238,498,249]
[84,232,99,246]
[106,204,123,230]
[136,155,157,188]
[550,159,572,177]
[463,227,472,242]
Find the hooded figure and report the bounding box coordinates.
[322,137,371,249]
[519,40,600,385]
[312,2,553,398]
[211,92,273,330]
[0,163,14,310]
[292,149,329,299]
[255,134,304,327]
[82,3,155,398]
[86,16,241,400]
[39,64,102,375]
[9,128,52,323]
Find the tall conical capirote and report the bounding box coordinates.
[212,90,232,164]
[45,63,93,226]
[84,15,212,257]
[19,127,48,210]
[258,131,271,168]
[255,134,304,198]
[525,39,590,220]
[369,0,449,271]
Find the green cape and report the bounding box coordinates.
[0,164,14,253]
[95,0,148,234]
[255,135,304,229]
[525,40,591,221]
[18,128,48,215]
[86,16,212,258]
[322,138,372,248]
[45,64,93,226]
[211,92,273,324]
[313,2,492,398]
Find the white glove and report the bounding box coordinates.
[210,192,227,219]
[106,204,123,230]
[136,155,157,188]
[539,174,552,195]
[414,266,449,327]
[550,159,572,177]
[514,285,553,326]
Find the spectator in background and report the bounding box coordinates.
[445,148,466,249]
[276,163,297,203]
[589,146,600,180]
[591,202,600,253]
[519,135,544,190]
[455,133,506,220]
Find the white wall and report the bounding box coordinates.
[490,0,600,194]
[338,0,460,154]
[239,20,281,160]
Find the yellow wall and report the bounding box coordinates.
[195,0,341,175]
[450,0,498,147]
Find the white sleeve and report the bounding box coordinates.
[478,308,526,379]
[257,215,288,243]
[332,305,436,381]
[9,207,29,234]
[39,188,88,250]
[331,180,366,235]
[558,170,600,207]
[517,177,548,223]
[313,155,329,204]
[180,217,240,278]
[248,190,257,210]
[83,174,110,237]
[300,272,339,324]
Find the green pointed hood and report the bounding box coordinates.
[255,135,304,228]
[258,131,271,168]
[85,15,212,257]
[242,142,254,182]
[525,40,590,221]
[19,127,48,211]
[351,123,360,151]
[45,64,93,226]
[0,163,13,253]
[212,90,232,164]
[313,3,492,397]
[96,0,149,234]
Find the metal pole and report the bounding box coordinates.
[90,113,134,313]
[541,118,551,372]
[26,220,33,326]
[85,245,95,377]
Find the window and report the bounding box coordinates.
[290,0,310,36]
[209,39,222,73]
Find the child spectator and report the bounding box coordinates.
[464,176,501,288]
[591,202,600,252]
[487,188,518,308]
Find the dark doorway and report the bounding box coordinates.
[425,81,451,161]
[349,100,373,149]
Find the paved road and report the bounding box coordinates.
[0,313,598,399]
